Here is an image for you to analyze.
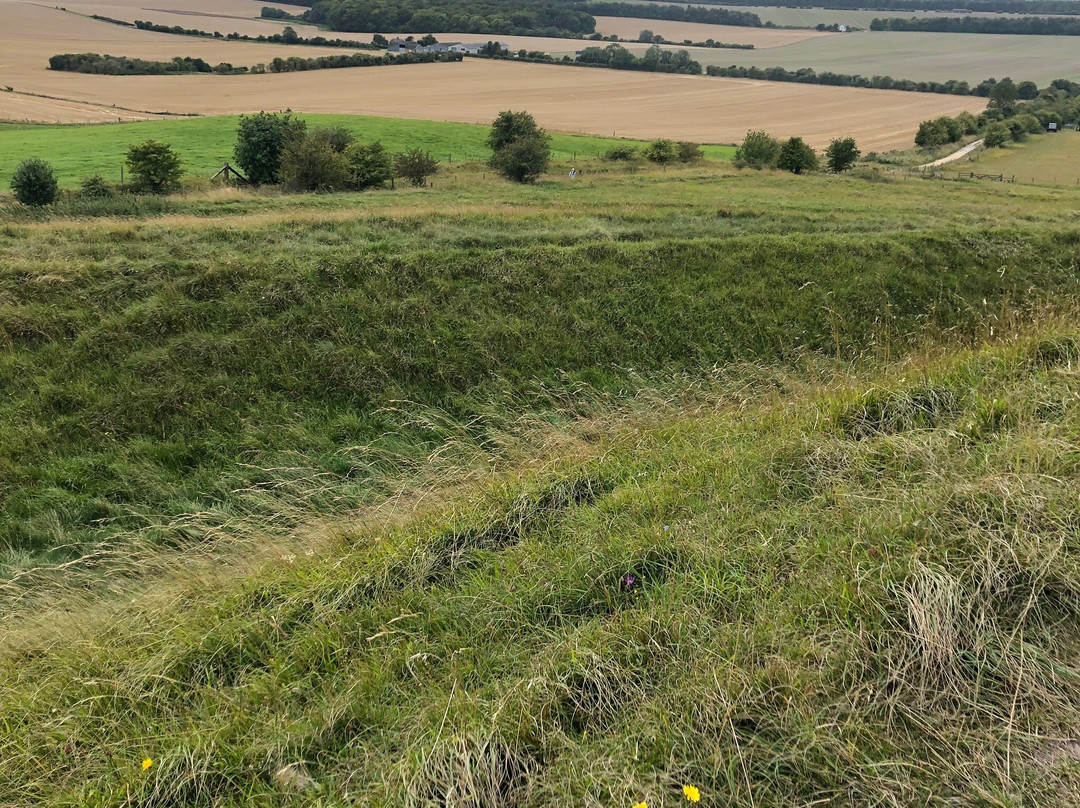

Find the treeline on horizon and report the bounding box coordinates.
[687,0,1080,14]
[299,0,597,36]
[587,2,763,28]
[48,51,461,76]
[870,15,1080,34]
[706,64,1029,96]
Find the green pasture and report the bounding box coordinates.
[944,128,1080,185]
[0,114,735,186]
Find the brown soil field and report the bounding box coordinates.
[591,16,834,47]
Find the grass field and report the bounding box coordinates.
[0,115,737,186]
[4,159,1080,805]
[941,129,1080,186]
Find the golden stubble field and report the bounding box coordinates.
[590,16,833,47]
[1,0,986,148]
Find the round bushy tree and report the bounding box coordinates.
[126,140,183,194]
[487,110,543,152]
[488,110,550,183]
[490,134,551,183]
[10,158,59,206]
[983,122,1010,148]
[776,137,818,174]
[733,130,780,170]
[825,137,860,173]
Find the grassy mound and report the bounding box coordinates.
[4,334,1080,806]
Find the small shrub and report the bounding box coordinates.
[78,174,113,199]
[776,137,818,174]
[643,138,675,164]
[604,144,636,160]
[126,140,183,194]
[279,136,350,192]
[733,130,780,169]
[10,158,59,206]
[676,141,703,162]
[394,149,439,187]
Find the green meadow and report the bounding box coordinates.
[4,149,1080,806]
[0,114,736,186]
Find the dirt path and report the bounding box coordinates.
[917,138,984,168]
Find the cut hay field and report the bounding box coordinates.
[51,0,311,37]
[612,0,1080,28]
[590,15,834,46]
[1,58,986,152]
[684,29,1080,84]
[0,115,736,186]
[943,129,1080,186]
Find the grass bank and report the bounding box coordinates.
[0,114,736,187]
[5,330,1080,806]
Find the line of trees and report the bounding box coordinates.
[704,64,1024,97]
[302,0,596,37]
[576,44,702,74]
[47,53,227,75]
[732,130,861,174]
[266,50,461,72]
[587,2,763,28]
[870,15,1080,35]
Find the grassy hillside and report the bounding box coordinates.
[0,115,736,187]
[5,331,1080,806]
[3,166,1079,585]
[4,163,1080,806]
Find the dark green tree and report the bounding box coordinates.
[914,119,949,148]
[281,25,299,44]
[776,137,818,174]
[126,140,183,193]
[733,130,780,169]
[234,112,307,185]
[394,148,439,186]
[311,126,355,153]
[825,137,860,172]
[9,158,59,206]
[490,134,551,183]
[989,77,1019,110]
[372,33,389,48]
[487,110,543,153]
[345,141,393,189]
[1017,80,1039,100]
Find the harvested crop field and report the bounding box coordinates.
[0,55,987,150]
[591,16,834,47]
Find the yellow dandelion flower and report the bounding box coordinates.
[142,758,153,771]
[683,784,700,803]
[633,802,648,808]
